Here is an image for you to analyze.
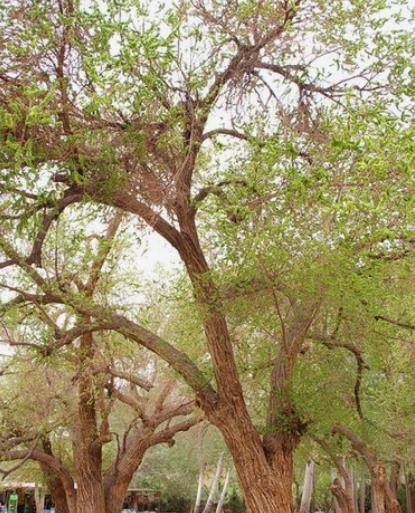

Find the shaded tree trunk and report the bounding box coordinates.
[359,464,366,513]
[39,439,74,513]
[405,469,414,513]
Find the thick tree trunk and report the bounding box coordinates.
[330,476,358,513]
[44,474,72,513]
[73,335,106,513]
[371,466,386,513]
[75,459,106,513]
[219,425,294,513]
[299,461,315,513]
[331,479,354,513]
[176,219,311,513]
[104,426,154,513]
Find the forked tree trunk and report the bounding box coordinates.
[299,461,315,513]
[174,218,311,513]
[330,476,358,513]
[331,479,354,513]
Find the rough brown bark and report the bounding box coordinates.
[103,429,150,513]
[371,465,386,513]
[72,334,106,513]
[331,478,355,513]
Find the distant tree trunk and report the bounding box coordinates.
[385,473,402,513]
[332,479,354,513]
[215,468,231,513]
[203,454,224,513]
[390,463,400,497]
[359,464,366,513]
[34,484,45,513]
[299,461,315,513]
[350,465,358,512]
[39,438,74,513]
[405,468,414,513]
[194,463,206,513]
[333,426,401,513]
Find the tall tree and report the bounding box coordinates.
[1,0,414,512]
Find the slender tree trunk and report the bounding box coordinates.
[405,468,414,513]
[350,466,358,512]
[390,463,400,497]
[385,477,402,513]
[215,468,231,513]
[194,463,206,513]
[203,454,224,513]
[299,461,315,513]
[359,465,366,513]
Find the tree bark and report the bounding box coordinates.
[331,478,354,513]
[103,431,149,513]
[299,461,315,513]
[371,465,386,513]
[72,335,106,513]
